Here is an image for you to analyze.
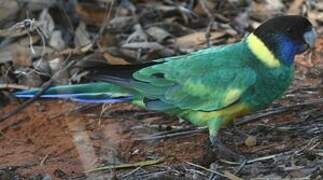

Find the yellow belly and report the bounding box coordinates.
[185,102,252,127]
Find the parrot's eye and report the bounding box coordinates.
[286,27,293,33]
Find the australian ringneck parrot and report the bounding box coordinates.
[15,15,316,146]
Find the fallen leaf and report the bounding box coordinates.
[193,0,215,17]
[75,3,107,26]
[146,26,171,42]
[0,0,19,25]
[288,0,305,14]
[11,45,32,67]
[49,30,66,50]
[175,31,226,50]
[223,170,243,180]
[122,42,164,50]
[74,22,91,48]
[38,8,55,38]
[103,52,130,65]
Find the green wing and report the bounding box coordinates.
[132,42,257,111]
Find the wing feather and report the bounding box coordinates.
[132,42,256,111]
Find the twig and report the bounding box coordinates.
[223,170,244,180]
[286,84,323,94]
[134,127,207,141]
[119,166,142,179]
[220,151,295,165]
[131,124,188,131]
[0,19,39,37]
[147,126,199,137]
[0,80,53,122]
[185,167,208,177]
[47,104,100,121]
[185,161,226,177]
[93,0,114,44]
[0,84,31,90]
[293,137,320,156]
[49,45,93,58]
[199,0,214,48]
[236,98,323,126]
[86,158,164,173]
[0,59,76,123]
[40,154,50,166]
[99,103,111,126]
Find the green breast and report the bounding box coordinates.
[242,61,294,110]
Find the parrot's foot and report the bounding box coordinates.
[207,119,246,162]
[209,135,245,162]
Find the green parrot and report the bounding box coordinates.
[16,15,316,148]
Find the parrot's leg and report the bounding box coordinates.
[207,118,224,145]
[208,119,244,161]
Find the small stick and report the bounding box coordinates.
[220,151,295,165]
[236,98,323,126]
[198,0,214,48]
[47,104,100,121]
[134,127,207,141]
[0,19,38,37]
[86,158,163,173]
[0,84,31,90]
[185,161,226,177]
[0,59,76,123]
[40,154,50,166]
[0,79,53,122]
[119,166,142,179]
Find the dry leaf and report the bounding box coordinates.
[108,16,138,31]
[11,45,32,67]
[39,8,55,38]
[126,24,148,43]
[193,0,215,17]
[26,0,56,11]
[103,52,130,65]
[74,22,91,48]
[0,46,14,64]
[146,26,171,42]
[288,0,305,14]
[175,31,226,50]
[223,170,243,180]
[75,3,107,26]
[317,2,323,11]
[49,30,66,50]
[98,32,118,47]
[249,0,284,20]
[122,42,164,50]
[18,70,43,87]
[0,0,19,25]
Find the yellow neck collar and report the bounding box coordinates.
[246,33,281,68]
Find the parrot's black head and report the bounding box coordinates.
[249,15,316,66]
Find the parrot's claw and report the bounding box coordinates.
[209,134,245,162]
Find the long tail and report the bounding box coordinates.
[15,82,134,104]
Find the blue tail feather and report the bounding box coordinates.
[15,92,114,99]
[14,83,134,104]
[71,96,133,103]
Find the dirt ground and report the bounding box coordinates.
[0,101,209,179]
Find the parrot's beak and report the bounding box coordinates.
[303,28,317,49]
